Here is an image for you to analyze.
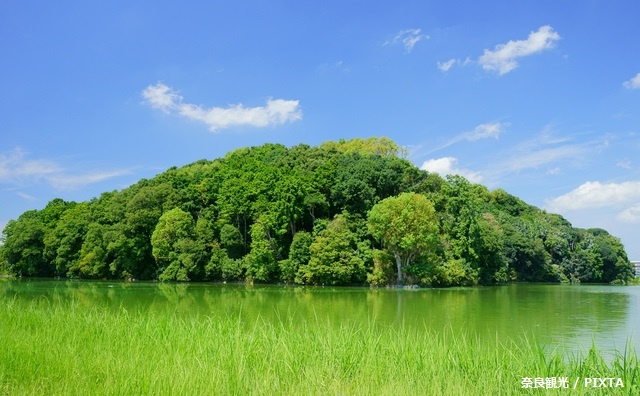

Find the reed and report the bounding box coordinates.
[1,297,637,395]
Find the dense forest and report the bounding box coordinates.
[0,138,634,286]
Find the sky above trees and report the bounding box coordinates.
[1,0,639,258]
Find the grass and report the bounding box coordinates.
[0,296,638,395]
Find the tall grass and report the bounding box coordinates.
[1,296,638,395]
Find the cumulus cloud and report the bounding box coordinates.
[386,29,428,53]
[623,73,640,89]
[479,25,560,75]
[0,148,131,191]
[420,157,482,183]
[544,181,640,213]
[142,83,302,131]
[617,203,640,223]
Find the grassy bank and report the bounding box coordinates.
[1,297,638,395]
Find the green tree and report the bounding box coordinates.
[367,192,440,284]
[1,212,49,276]
[245,217,278,283]
[280,230,312,283]
[297,213,368,285]
[151,208,203,281]
[220,224,244,259]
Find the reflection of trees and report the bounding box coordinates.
[2,281,634,353]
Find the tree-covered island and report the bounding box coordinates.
[0,137,634,286]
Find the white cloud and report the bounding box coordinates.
[432,122,508,152]
[545,181,640,213]
[386,29,428,53]
[437,59,456,72]
[623,73,640,89]
[546,167,561,175]
[0,148,131,191]
[47,170,133,190]
[16,191,37,201]
[617,203,640,223]
[0,148,60,183]
[505,144,588,173]
[479,25,560,75]
[617,160,632,170]
[420,157,482,183]
[465,122,506,141]
[142,83,302,131]
[496,129,596,174]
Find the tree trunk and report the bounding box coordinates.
[394,252,403,284]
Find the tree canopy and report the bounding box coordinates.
[1,137,634,286]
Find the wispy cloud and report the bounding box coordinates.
[143,83,302,131]
[430,122,508,153]
[437,59,456,72]
[544,181,640,213]
[385,29,428,53]
[318,60,350,74]
[47,170,133,190]
[505,144,588,173]
[436,57,472,72]
[0,148,131,191]
[0,148,60,183]
[479,25,560,75]
[617,159,633,170]
[623,73,640,90]
[0,148,60,184]
[420,157,482,183]
[496,128,596,175]
[16,191,37,201]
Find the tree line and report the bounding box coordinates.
[0,137,635,285]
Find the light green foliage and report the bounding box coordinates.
[367,192,439,284]
[298,214,368,285]
[69,223,108,278]
[281,231,312,283]
[319,136,408,157]
[424,258,476,287]
[366,249,395,286]
[245,218,278,283]
[151,208,203,281]
[203,242,226,280]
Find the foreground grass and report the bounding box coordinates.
[0,297,638,395]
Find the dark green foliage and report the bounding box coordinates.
[280,231,312,283]
[1,137,634,285]
[219,224,244,259]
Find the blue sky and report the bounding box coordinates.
[1,0,639,259]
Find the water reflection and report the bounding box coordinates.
[1,279,638,354]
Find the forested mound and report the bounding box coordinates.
[1,137,634,285]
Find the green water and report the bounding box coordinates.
[2,279,639,354]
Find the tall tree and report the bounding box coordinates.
[151,207,204,281]
[367,192,440,284]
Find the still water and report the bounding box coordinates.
[2,279,639,355]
